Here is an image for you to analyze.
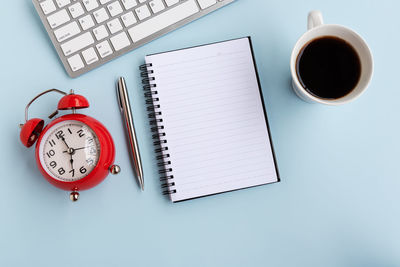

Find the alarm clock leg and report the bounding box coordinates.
[110,165,121,175]
[70,191,80,202]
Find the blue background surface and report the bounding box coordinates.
[1,0,399,266]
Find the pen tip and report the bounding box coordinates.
[139,173,144,191]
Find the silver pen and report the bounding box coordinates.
[117,77,144,191]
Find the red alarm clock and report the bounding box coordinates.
[19,89,120,201]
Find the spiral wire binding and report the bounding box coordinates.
[140,63,176,196]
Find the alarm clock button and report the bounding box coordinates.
[58,94,89,110]
[20,118,44,147]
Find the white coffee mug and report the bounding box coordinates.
[290,11,374,105]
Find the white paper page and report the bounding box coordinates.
[145,38,278,202]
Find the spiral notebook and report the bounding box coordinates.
[141,37,279,202]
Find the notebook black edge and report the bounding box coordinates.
[247,36,281,183]
[173,179,280,203]
[160,36,281,203]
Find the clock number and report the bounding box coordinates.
[69,169,75,177]
[77,129,85,138]
[46,149,55,158]
[89,147,97,155]
[58,167,65,175]
[79,166,87,174]
[55,130,65,140]
[49,139,56,147]
[68,128,72,134]
[86,159,94,166]
[86,137,93,145]
[50,161,57,169]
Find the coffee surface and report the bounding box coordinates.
[296,36,361,99]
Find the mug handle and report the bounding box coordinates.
[308,10,324,30]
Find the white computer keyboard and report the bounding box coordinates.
[33,0,235,78]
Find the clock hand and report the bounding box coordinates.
[75,146,94,151]
[62,145,94,153]
[60,136,71,149]
[61,137,75,170]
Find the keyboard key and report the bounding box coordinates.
[82,47,99,64]
[129,0,199,42]
[40,0,56,15]
[107,18,123,34]
[47,9,71,29]
[165,0,179,6]
[107,1,124,17]
[79,15,95,30]
[110,32,131,51]
[99,0,112,4]
[82,0,99,12]
[121,11,137,27]
[135,4,151,20]
[67,54,84,72]
[96,40,113,58]
[122,0,138,10]
[56,0,71,8]
[54,21,81,42]
[149,0,165,14]
[93,8,109,23]
[61,32,94,56]
[69,2,85,18]
[93,25,109,40]
[197,0,217,9]
[138,0,146,3]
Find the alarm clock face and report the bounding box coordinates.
[38,120,100,182]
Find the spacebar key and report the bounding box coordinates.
[128,0,199,42]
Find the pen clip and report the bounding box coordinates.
[116,77,125,111]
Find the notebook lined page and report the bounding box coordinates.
[146,38,278,202]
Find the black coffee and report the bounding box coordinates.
[296,36,361,99]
